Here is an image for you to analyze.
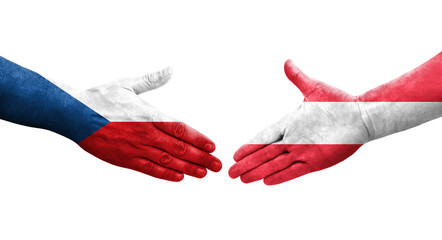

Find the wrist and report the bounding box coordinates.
[47,87,109,143]
[355,97,376,142]
[356,95,442,141]
[356,93,404,141]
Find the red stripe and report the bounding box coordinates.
[285,52,442,102]
[230,52,442,184]
[359,52,442,102]
[78,122,221,181]
[230,144,362,183]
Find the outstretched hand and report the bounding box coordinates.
[229,60,370,185]
[59,68,222,182]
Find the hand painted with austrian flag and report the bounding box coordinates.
[0,56,221,182]
[230,52,442,185]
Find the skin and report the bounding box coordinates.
[0,57,221,182]
[230,54,442,185]
[229,60,368,185]
[58,67,222,181]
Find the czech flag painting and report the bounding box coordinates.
[229,52,442,185]
[0,56,221,182]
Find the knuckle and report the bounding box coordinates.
[142,74,154,88]
[174,141,187,156]
[173,123,186,138]
[184,163,193,174]
[198,152,209,166]
[142,162,155,174]
[194,137,203,147]
[159,152,173,166]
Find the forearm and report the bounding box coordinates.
[0,56,107,143]
[358,52,442,140]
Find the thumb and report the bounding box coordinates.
[120,66,173,94]
[284,59,316,97]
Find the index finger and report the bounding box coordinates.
[229,144,287,179]
[154,122,215,153]
[233,123,284,161]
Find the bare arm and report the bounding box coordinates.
[229,52,442,185]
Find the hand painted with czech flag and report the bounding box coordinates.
[0,57,221,182]
[72,68,222,181]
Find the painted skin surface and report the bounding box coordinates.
[0,57,221,182]
[230,52,442,185]
[60,68,222,181]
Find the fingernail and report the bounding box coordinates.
[210,161,222,172]
[204,143,215,152]
[228,167,237,179]
[240,176,252,184]
[174,173,184,181]
[196,168,207,178]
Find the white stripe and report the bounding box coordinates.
[49,78,175,122]
[361,102,442,140]
[249,102,442,144]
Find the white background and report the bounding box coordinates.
[1,0,441,239]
